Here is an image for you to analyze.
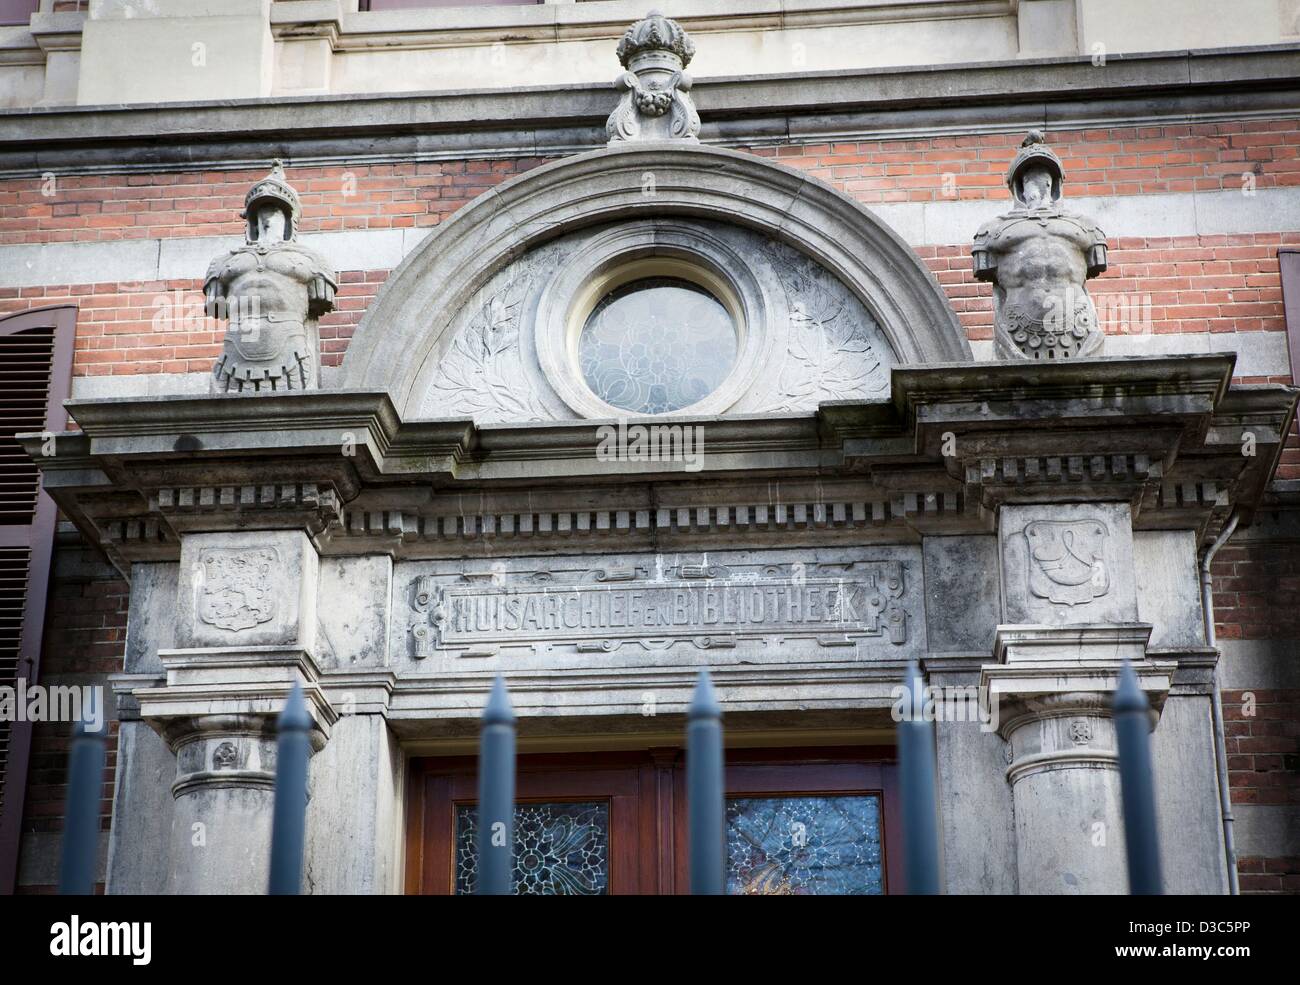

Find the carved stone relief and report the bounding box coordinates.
[753,241,890,411]
[197,547,278,632]
[999,503,1138,627]
[212,741,238,770]
[397,547,922,668]
[416,220,895,422]
[1069,719,1093,746]
[605,11,700,144]
[1023,519,1110,606]
[422,245,567,422]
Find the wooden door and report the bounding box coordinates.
[406,747,900,895]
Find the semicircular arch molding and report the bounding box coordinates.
[337,142,970,415]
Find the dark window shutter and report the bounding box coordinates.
[0,306,75,895]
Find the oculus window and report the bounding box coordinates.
[577,276,737,414]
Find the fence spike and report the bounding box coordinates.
[1114,659,1163,895]
[898,658,942,894]
[687,669,725,895]
[58,716,107,895]
[478,675,516,895]
[268,681,312,895]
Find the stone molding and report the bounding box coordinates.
[136,645,335,794]
[3,45,1297,175]
[21,354,1298,574]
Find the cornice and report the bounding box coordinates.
[21,355,1297,576]
[1,44,1297,175]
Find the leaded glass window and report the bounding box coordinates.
[454,801,610,895]
[578,277,737,414]
[726,794,883,895]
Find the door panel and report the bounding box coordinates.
[407,747,899,895]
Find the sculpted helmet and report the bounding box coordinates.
[1006,131,1064,206]
[242,159,301,242]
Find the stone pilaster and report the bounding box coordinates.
[983,502,1172,894]
[137,530,336,894]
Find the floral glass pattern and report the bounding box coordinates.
[726,794,883,895]
[578,277,737,413]
[454,801,610,895]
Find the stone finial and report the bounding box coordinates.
[204,161,337,393]
[972,131,1109,360]
[606,10,700,144]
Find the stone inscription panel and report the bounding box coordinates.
[393,547,924,670]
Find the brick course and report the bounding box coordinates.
[3,120,1297,243]
[1,235,1295,379]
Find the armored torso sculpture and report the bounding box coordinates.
[205,161,337,392]
[972,132,1108,360]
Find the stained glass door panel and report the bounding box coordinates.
[454,801,611,895]
[408,749,901,894]
[726,795,884,895]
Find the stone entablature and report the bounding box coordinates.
[32,350,1289,895]
[27,354,1294,574]
[5,47,1297,178]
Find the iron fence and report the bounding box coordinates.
[56,662,1163,895]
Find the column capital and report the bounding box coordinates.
[137,645,335,797]
[983,622,1171,734]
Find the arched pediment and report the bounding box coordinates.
[338,142,970,418]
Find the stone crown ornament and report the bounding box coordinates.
[204,161,337,393]
[972,131,1109,361]
[616,9,696,67]
[606,10,701,144]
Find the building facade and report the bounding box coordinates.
[1,0,1298,895]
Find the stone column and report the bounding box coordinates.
[981,503,1172,894]
[137,530,335,894]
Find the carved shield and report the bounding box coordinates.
[198,548,278,631]
[1024,520,1109,606]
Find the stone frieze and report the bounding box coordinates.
[398,547,923,667]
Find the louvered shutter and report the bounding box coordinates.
[0,306,75,895]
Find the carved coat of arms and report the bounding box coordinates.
[198,548,278,631]
[1024,520,1109,606]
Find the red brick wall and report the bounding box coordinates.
[1211,543,1300,643]
[2,123,1296,391]
[5,120,1292,244]
[748,120,1300,200]
[0,159,547,244]
[2,237,1295,380]
[1212,539,1300,894]
[1224,682,1300,894]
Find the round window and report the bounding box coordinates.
[577,277,737,414]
